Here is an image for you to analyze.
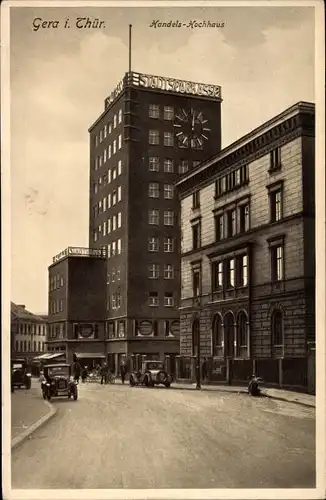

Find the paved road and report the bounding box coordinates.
[11,382,315,489]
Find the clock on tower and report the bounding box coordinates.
[174,108,211,149]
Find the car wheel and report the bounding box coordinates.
[68,392,72,399]
[130,377,135,387]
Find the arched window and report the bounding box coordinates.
[192,319,200,356]
[272,310,283,346]
[212,315,223,357]
[237,311,248,358]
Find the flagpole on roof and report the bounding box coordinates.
[129,24,132,73]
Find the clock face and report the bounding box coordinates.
[174,108,211,149]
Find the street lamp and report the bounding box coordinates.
[195,319,201,390]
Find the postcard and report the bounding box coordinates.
[2,1,325,499]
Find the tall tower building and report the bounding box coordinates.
[88,71,222,372]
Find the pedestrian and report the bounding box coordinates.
[202,358,208,382]
[74,360,81,384]
[81,365,88,383]
[100,363,108,385]
[120,358,127,384]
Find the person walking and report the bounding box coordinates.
[201,358,208,382]
[100,363,108,385]
[73,360,81,384]
[119,359,127,384]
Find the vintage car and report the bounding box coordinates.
[41,363,78,401]
[11,358,32,390]
[129,360,172,388]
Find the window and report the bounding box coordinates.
[164,210,174,226]
[192,222,201,250]
[98,224,102,235]
[149,209,159,225]
[107,193,111,209]
[103,149,107,163]
[108,145,112,159]
[149,183,159,198]
[271,310,283,345]
[112,191,117,205]
[117,239,121,254]
[103,221,107,236]
[95,157,99,171]
[99,156,102,167]
[164,106,174,120]
[164,265,174,279]
[164,293,174,307]
[108,169,111,184]
[118,160,122,175]
[193,268,201,297]
[108,123,112,134]
[239,204,250,232]
[270,148,281,170]
[227,209,237,237]
[212,261,223,291]
[116,290,121,309]
[226,258,235,288]
[149,130,159,145]
[94,183,98,194]
[117,186,122,201]
[100,130,103,143]
[95,135,98,147]
[149,104,160,118]
[164,158,174,173]
[212,315,223,357]
[98,200,102,213]
[215,214,224,241]
[112,215,117,231]
[104,125,107,138]
[178,160,188,174]
[118,109,122,123]
[164,237,173,252]
[113,140,116,154]
[93,230,98,242]
[164,132,174,147]
[111,294,116,309]
[270,189,283,222]
[149,157,160,171]
[238,255,248,287]
[113,114,117,128]
[103,197,107,212]
[192,191,200,209]
[215,165,248,197]
[107,243,111,258]
[148,237,159,252]
[149,264,159,279]
[271,244,284,281]
[237,311,248,350]
[112,241,116,256]
[117,212,122,228]
[118,134,122,149]
[116,268,121,280]
[164,184,174,199]
[149,292,159,307]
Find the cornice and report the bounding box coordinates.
[177,109,315,197]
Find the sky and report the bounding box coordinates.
[9,3,315,314]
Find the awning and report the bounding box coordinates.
[33,352,65,361]
[75,352,105,359]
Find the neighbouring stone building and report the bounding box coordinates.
[11,302,48,358]
[176,101,315,388]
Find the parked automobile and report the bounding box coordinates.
[11,358,32,390]
[129,360,172,388]
[41,363,78,401]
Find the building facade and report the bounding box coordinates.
[176,102,315,386]
[11,302,48,358]
[47,247,107,365]
[88,71,223,368]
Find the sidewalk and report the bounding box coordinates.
[11,381,56,447]
[112,377,315,408]
[173,381,316,408]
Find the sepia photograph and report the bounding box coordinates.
[1,0,325,498]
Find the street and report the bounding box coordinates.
[11,382,315,489]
